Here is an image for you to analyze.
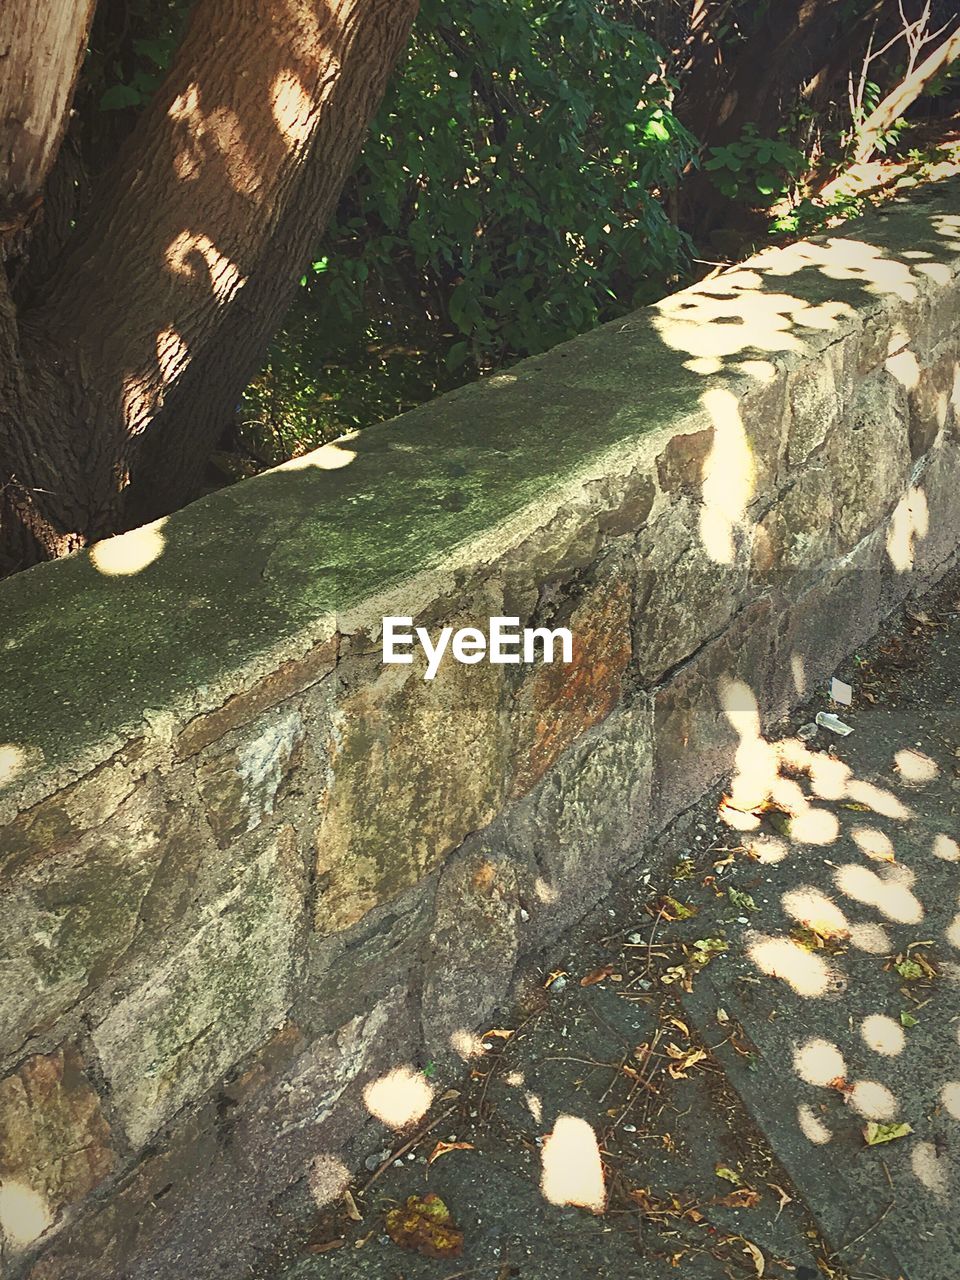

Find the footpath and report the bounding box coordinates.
[262,569,960,1280]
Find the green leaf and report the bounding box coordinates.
[900,1011,919,1028]
[99,83,142,111]
[863,1121,912,1146]
[728,887,758,913]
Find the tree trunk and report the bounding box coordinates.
[0,0,97,235]
[0,0,418,574]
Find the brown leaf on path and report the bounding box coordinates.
[428,1140,475,1165]
[481,1027,515,1039]
[342,1189,362,1221]
[714,1187,762,1209]
[385,1194,464,1259]
[305,1239,345,1253]
[742,1239,765,1276]
[580,965,616,987]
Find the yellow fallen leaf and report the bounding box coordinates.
[427,1140,475,1165]
[743,1239,765,1276]
[864,1121,913,1146]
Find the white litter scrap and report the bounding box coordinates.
[830,677,853,706]
[815,711,853,736]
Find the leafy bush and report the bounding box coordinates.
[703,123,806,206]
[304,0,695,368]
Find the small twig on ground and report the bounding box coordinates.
[830,1201,895,1258]
[360,1102,459,1195]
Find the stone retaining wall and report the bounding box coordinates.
[1,180,959,1279]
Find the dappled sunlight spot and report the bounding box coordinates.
[0,743,28,788]
[770,775,808,814]
[782,887,848,938]
[941,1082,960,1120]
[526,1092,543,1124]
[790,651,806,697]
[848,1080,898,1121]
[307,1153,352,1207]
[894,748,939,785]
[790,807,840,846]
[156,327,190,386]
[0,1181,52,1247]
[450,1030,486,1061]
[851,826,896,863]
[165,230,246,303]
[281,440,357,471]
[728,735,779,812]
[912,1141,948,1202]
[534,877,558,904]
[747,833,789,864]
[860,1014,904,1057]
[886,486,929,573]
[271,69,313,150]
[720,678,760,736]
[849,921,893,954]
[885,348,920,391]
[504,1071,524,1087]
[768,237,918,302]
[683,356,723,375]
[797,1103,832,1145]
[946,911,960,949]
[808,754,851,801]
[844,779,911,821]
[540,1115,605,1213]
[748,935,833,997]
[933,833,960,863]
[363,1066,433,1129]
[699,389,755,565]
[794,1037,846,1087]
[90,522,166,576]
[834,864,923,925]
[719,803,761,831]
[777,737,816,774]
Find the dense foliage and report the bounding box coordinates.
[240,0,697,461]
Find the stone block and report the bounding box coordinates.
[908,348,958,459]
[0,1047,114,1256]
[0,782,213,1067]
[91,827,304,1148]
[299,883,435,1035]
[634,537,749,684]
[771,535,883,720]
[829,370,912,554]
[511,579,632,797]
[314,643,510,934]
[176,639,337,757]
[652,596,776,824]
[195,705,303,846]
[421,841,523,1061]
[510,694,653,941]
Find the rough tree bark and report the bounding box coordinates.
[0,0,419,574]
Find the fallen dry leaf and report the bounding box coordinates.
[743,1239,765,1276]
[427,1140,475,1165]
[580,965,616,987]
[666,1043,708,1079]
[766,1182,793,1220]
[385,1194,464,1259]
[342,1189,362,1222]
[714,1187,761,1209]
